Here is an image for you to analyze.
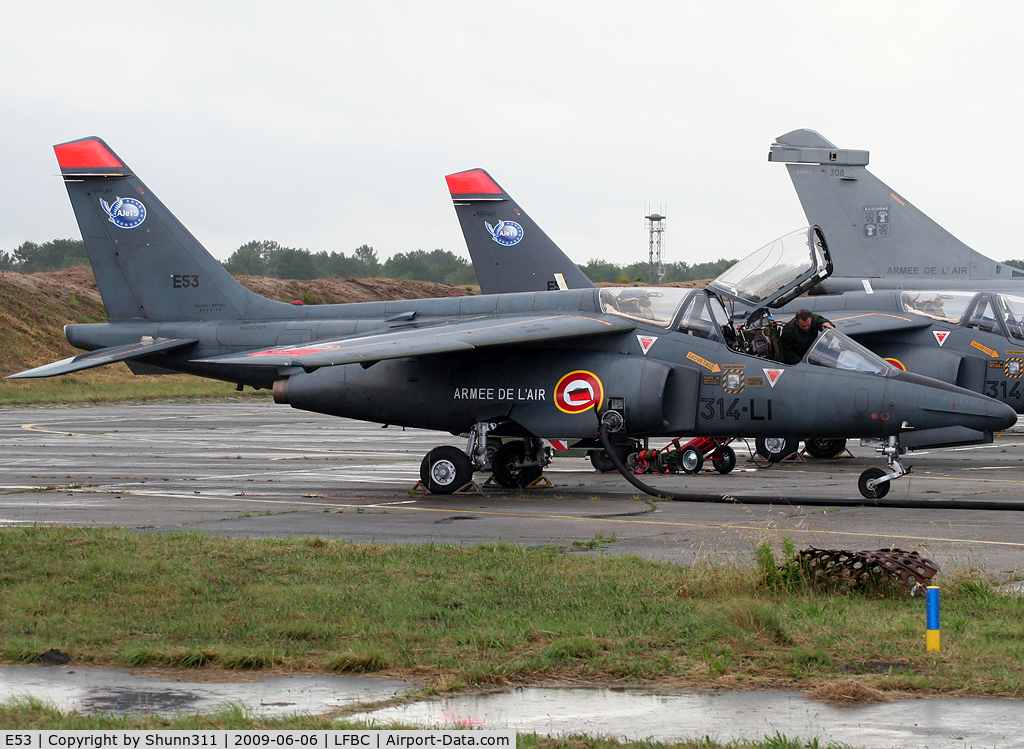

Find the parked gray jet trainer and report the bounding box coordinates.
[768,128,1024,293]
[445,166,1024,479]
[6,138,1016,499]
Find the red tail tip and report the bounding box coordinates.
[54,139,123,169]
[445,170,502,196]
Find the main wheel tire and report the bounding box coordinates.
[423,446,473,495]
[712,445,737,474]
[804,438,847,459]
[680,446,703,474]
[755,436,799,463]
[491,441,543,489]
[858,466,890,499]
[589,449,618,473]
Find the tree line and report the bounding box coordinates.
[1,238,744,285]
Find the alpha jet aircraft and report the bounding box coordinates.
[446,166,1024,494]
[6,138,1016,499]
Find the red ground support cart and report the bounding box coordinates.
[632,436,737,475]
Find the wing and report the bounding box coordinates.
[828,311,936,336]
[5,337,198,379]
[194,313,635,369]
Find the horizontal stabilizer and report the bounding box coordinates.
[196,313,633,370]
[5,337,198,379]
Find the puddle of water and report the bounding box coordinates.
[0,666,409,717]
[357,687,1024,749]
[3,667,1022,749]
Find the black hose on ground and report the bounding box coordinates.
[596,421,1024,511]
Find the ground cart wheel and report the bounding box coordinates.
[680,446,703,474]
[712,445,736,474]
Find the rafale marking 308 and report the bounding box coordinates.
[5,138,1016,498]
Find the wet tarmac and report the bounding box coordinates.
[2,401,1024,574]
[356,687,1024,747]
[3,666,1022,747]
[0,666,409,717]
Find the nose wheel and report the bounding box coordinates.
[857,435,910,500]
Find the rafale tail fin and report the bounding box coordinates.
[446,169,595,294]
[768,129,1024,290]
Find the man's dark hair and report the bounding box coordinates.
[795,309,812,321]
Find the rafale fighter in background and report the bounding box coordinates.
[761,130,1024,426]
[6,138,1016,500]
[768,128,1024,293]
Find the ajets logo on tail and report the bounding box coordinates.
[100,197,146,230]
[485,220,523,247]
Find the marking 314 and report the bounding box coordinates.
[986,380,1022,400]
[172,274,200,288]
[700,397,772,420]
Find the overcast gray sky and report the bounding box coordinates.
[2,1,1022,268]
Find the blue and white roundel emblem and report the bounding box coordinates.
[485,220,524,247]
[100,197,147,230]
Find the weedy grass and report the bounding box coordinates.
[0,528,1022,698]
[0,367,269,404]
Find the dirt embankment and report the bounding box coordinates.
[0,266,474,375]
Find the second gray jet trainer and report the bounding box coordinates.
[7,138,1016,500]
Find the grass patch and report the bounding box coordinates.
[0,367,269,404]
[0,528,1022,698]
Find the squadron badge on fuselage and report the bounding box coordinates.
[485,220,524,247]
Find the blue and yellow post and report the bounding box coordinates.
[926,586,940,652]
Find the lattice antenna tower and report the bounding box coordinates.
[645,205,666,284]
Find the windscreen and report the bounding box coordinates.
[806,329,891,376]
[600,287,696,328]
[899,291,977,324]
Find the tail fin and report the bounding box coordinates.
[54,137,288,321]
[446,169,595,293]
[768,129,1024,289]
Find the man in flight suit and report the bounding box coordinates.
[780,309,833,364]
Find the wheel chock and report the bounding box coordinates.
[524,475,555,489]
[411,480,484,495]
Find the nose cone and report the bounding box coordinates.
[920,391,1019,433]
[892,370,1019,434]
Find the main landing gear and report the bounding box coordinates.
[419,422,552,495]
[858,435,909,500]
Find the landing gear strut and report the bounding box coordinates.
[491,436,549,489]
[419,423,552,495]
[858,435,910,500]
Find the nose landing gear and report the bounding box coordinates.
[858,435,910,499]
